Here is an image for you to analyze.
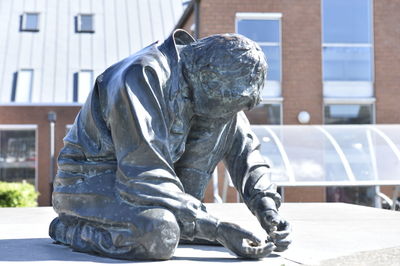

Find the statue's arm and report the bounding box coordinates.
[223,112,291,251]
[223,112,280,210]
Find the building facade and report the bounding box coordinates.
[1,0,399,206]
[0,0,185,205]
[177,0,400,204]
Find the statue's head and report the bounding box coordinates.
[181,34,267,119]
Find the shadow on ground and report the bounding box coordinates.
[0,238,278,263]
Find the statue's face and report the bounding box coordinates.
[191,68,262,119]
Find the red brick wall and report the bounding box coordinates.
[0,106,80,205]
[374,0,400,123]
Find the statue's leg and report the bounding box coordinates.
[49,207,180,260]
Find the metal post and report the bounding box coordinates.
[194,0,200,39]
[48,112,57,182]
[392,186,400,211]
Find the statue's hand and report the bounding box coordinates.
[216,222,275,259]
[255,197,292,252]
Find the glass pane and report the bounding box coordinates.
[367,125,400,183]
[323,46,372,81]
[25,14,39,30]
[261,45,281,81]
[80,15,93,32]
[78,71,93,103]
[251,126,287,183]
[246,103,281,125]
[252,124,400,187]
[324,104,373,124]
[0,129,36,185]
[323,0,372,43]
[325,126,375,181]
[15,70,33,102]
[273,126,343,183]
[326,186,375,206]
[237,19,280,43]
[324,126,376,207]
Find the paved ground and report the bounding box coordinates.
[0,203,399,265]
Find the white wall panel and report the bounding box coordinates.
[40,0,57,102]
[151,0,165,42]
[30,0,46,103]
[114,0,131,60]
[53,0,70,103]
[0,0,184,104]
[127,0,142,53]
[92,1,106,73]
[138,0,154,46]
[79,0,93,69]
[1,0,23,103]
[0,0,13,101]
[103,0,119,65]
[18,0,35,70]
[160,0,174,37]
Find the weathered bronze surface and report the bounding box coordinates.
[49,29,291,260]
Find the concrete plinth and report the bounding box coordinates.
[1,203,399,265]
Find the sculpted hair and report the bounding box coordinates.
[181,33,268,109]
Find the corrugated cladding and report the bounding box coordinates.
[0,0,184,103]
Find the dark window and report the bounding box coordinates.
[12,69,33,102]
[324,104,374,124]
[20,13,40,32]
[0,128,36,185]
[76,14,95,33]
[73,70,93,103]
[246,103,282,125]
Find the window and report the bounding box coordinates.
[13,69,33,103]
[324,103,374,124]
[76,14,95,33]
[322,0,373,98]
[324,102,375,207]
[20,13,40,32]
[246,103,282,125]
[74,70,93,103]
[236,13,282,98]
[0,126,36,186]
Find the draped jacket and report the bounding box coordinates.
[52,30,275,240]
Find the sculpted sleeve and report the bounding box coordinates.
[223,112,281,214]
[101,64,218,240]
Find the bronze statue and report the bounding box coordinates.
[49,29,291,260]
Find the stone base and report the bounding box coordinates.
[1,203,399,265]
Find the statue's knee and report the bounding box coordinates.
[137,208,180,260]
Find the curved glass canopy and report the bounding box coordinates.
[252,125,400,186]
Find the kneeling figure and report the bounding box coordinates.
[49,29,291,260]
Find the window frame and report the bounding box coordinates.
[12,69,34,103]
[75,14,95,33]
[20,12,40,32]
[321,0,375,98]
[261,99,283,125]
[235,12,283,99]
[74,70,94,104]
[323,98,376,125]
[0,125,38,190]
